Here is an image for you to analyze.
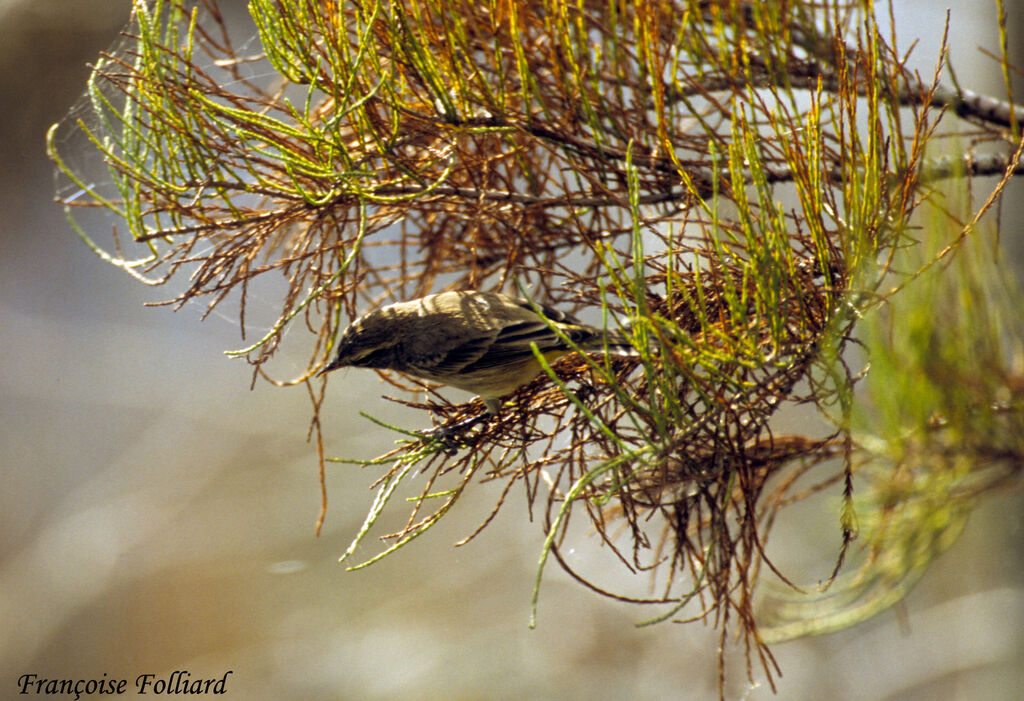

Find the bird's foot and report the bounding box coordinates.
[415,412,488,452]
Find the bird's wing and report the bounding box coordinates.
[464,319,607,371]
[467,321,560,367]
[404,333,494,376]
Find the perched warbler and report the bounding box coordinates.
[319,290,635,413]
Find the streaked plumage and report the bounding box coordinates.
[320,290,633,412]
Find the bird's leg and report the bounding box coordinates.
[416,410,489,450]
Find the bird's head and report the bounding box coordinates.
[318,310,401,375]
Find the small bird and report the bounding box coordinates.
[319,290,635,413]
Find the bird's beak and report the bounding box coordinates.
[317,358,338,377]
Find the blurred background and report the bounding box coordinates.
[1,1,1021,699]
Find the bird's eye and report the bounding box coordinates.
[351,346,393,368]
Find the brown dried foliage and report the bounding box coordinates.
[48,0,1024,694]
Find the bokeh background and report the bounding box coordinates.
[1,1,1022,699]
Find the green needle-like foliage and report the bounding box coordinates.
[48,0,1024,694]
[759,196,1024,643]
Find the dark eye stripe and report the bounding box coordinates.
[352,346,394,368]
